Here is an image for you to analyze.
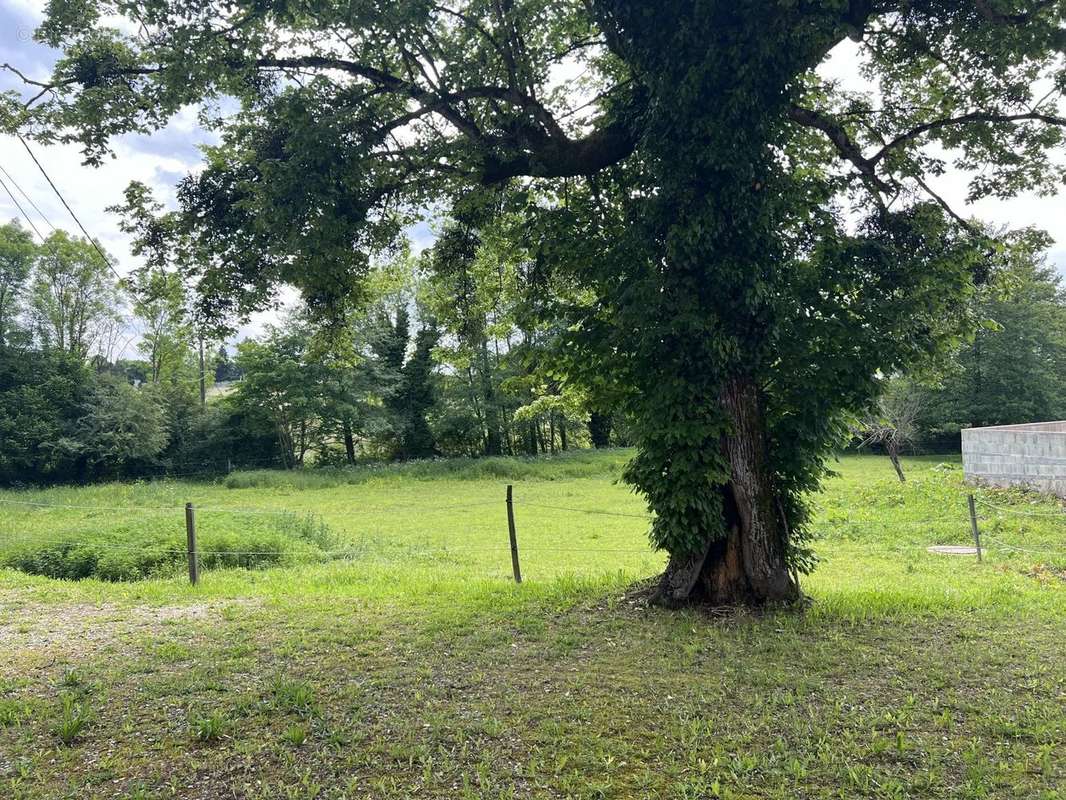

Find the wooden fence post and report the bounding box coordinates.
[185,502,200,585]
[506,484,522,583]
[968,494,982,563]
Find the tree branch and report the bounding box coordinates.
[480,117,635,183]
[787,105,893,193]
[911,174,982,236]
[870,110,1066,164]
[970,0,1066,51]
[972,0,1057,26]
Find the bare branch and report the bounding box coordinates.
[911,174,981,234]
[870,110,1066,164]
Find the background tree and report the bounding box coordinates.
[133,268,193,383]
[29,231,121,359]
[0,220,35,347]
[235,321,324,468]
[0,346,90,483]
[920,235,1066,434]
[424,224,509,457]
[852,377,928,482]
[9,0,1065,605]
[77,375,168,479]
[395,317,439,459]
[213,345,242,382]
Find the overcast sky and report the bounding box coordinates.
[2,0,1064,339]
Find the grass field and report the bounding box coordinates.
[0,451,1063,799]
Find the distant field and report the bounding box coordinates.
[1,452,1063,799]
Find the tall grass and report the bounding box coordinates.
[223,449,634,490]
[0,510,340,581]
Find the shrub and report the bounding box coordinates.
[0,511,338,581]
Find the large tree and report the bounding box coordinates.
[6,1,1064,605]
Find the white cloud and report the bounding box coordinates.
[0,132,206,275]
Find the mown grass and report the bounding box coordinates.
[0,451,1063,799]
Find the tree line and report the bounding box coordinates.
[0,217,625,485]
[857,232,1066,475]
[4,212,1064,487]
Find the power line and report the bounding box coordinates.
[0,171,47,241]
[15,135,126,286]
[0,160,57,234]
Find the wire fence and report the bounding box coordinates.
[0,485,1063,586]
[969,496,1066,558]
[0,485,662,584]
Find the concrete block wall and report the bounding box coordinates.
[961,422,1066,497]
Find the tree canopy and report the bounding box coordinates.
[5,0,1064,605]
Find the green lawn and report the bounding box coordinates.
[0,452,1063,799]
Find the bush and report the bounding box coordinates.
[0,512,339,581]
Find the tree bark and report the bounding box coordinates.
[343,419,356,465]
[653,375,799,607]
[887,441,906,482]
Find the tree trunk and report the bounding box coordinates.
[887,442,906,482]
[198,337,206,407]
[653,375,799,607]
[478,339,502,456]
[343,419,356,465]
[589,411,611,448]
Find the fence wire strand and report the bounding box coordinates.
[974,498,1066,518]
[2,482,1065,584]
[981,534,1066,557]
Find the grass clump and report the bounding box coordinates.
[51,693,91,745]
[190,712,227,743]
[0,697,29,727]
[281,723,309,747]
[272,678,317,717]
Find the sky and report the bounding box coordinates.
[1,0,1064,343]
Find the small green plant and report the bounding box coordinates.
[52,694,91,745]
[272,679,317,716]
[282,723,308,747]
[190,712,227,743]
[60,667,86,690]
[0,697,28,727]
